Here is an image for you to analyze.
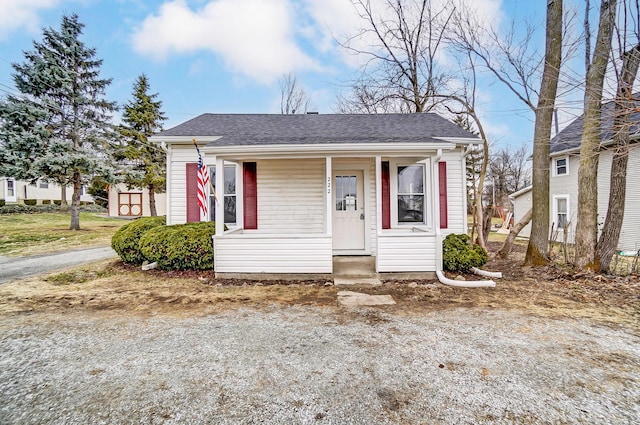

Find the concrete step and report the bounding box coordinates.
[332,256,376,278]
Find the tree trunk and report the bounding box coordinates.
[574,0,617,270]
[59,184,68,211]
[498,208,532,259]
[148,183,157,217]
[524,0,563,266]
[597,44,640,272]
[69,171,81,230]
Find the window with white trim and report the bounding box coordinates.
[554,195,570,229]
[209,165,236,224]
[397,165,425,224]
[554,156,568,176]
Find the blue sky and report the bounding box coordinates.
[0,0,560,148]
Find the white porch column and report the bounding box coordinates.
[375,156,382,272]
[433,149,443,270]
[215,156,225,236]
[325,156,332,236]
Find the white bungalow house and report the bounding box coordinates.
[511,97,640,252]
[150,114,480,277]
[1,177,93,205]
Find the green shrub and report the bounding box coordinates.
[0,199,5,207]
[23,199,37,206]
[111,216,166,264]
[0,204,38,214]
[42,200,51,204]
[442,233,488,273]
[139,221,217,270]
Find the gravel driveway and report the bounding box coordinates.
[1,306,638,424]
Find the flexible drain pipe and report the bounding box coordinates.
[436,270,496,288]
[471,267,502,279]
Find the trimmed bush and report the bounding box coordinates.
[0,200,5,207]
[42,200,51,204]
[0,204,38,214]
[23,199,37,206]
[111,216,166,264]
[139,221,217,270]
[53,200,61,205]
[442,233,488,273]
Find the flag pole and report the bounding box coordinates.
[193,138,218,204]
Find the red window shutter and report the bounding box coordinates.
[186,162,200,223]
[381,161,390,229]
[438,162,448,229]
[243,162,258,229]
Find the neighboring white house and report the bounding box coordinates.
[107,183,166,217]
[509,185,532,238]
[0,177,93,204]
[511,98,640,252]
[151,113,480,277]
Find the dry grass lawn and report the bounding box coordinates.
[1,242,638,331]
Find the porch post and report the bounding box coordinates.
[433,149,443,270]
[215,157,225,236]
[325,156,332,236]
[375,156,382,273]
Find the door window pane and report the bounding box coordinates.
[335,175,357,211]
[398,166,425,223]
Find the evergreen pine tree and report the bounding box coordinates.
[0,14,116,229]
[118,74,167,216]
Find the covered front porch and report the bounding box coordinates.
[210,149,454,278]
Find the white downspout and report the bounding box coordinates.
[433,149,443,272]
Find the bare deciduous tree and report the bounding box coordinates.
[336,0,454,113]
[597,1,640,273]
[574,0,617,270]
[451,1,563,265]
[279,73,310,114]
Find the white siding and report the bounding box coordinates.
[168,146,197,224]
[441,150,466,235]
[214,234,332,273]
[549,155,580,244]
[377,233,437,272]
[597,146,640,252]
[253,159,325,234]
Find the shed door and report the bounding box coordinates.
[118,192,142,217]
[333,171,365,251]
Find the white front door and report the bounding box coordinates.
[333,171,365,252]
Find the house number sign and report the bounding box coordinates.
[326,176,331,194]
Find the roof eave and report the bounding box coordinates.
[201,142,457,157]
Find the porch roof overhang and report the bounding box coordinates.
[150,136,476,159]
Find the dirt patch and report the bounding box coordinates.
[0,242,638,328]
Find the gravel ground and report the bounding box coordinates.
[1,306,639,425]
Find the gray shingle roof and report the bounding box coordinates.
[155,113,479,146]
[550,96,640,154]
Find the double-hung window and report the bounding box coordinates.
[397,165,425,224]
[554,157,568,176]
[554,195,569,229]
[209,165,237,224]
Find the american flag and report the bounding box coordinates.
[194,141,210,220]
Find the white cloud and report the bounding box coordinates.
[0,0,61,41]
[132,0,318,84]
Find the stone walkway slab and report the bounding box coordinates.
[337,291,396,306]
[334,277,382,286]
